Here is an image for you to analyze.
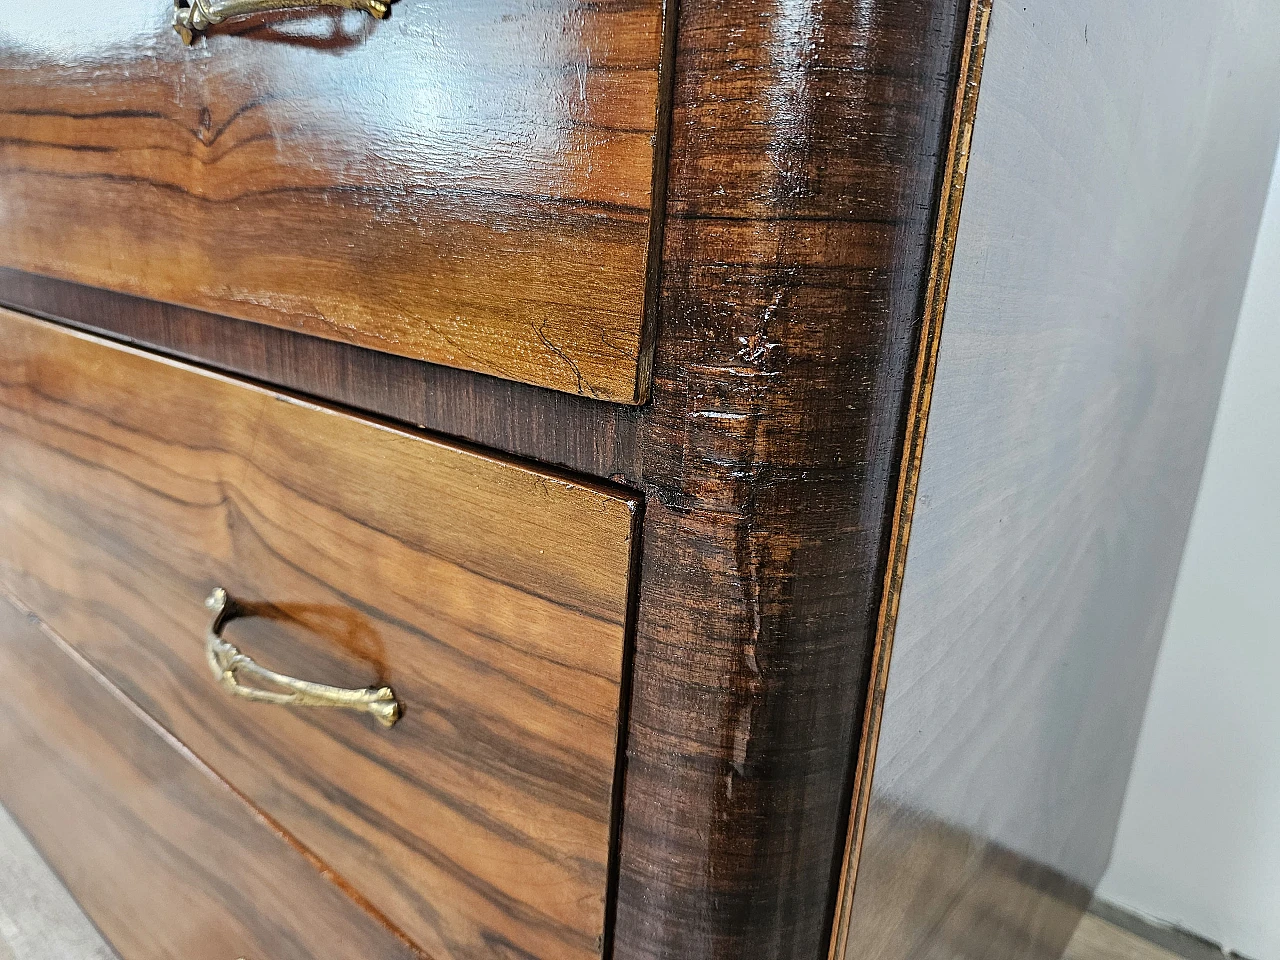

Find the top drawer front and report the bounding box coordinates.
[0,0,665,402]
[0,308,638,960]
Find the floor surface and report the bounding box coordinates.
[0,806,114,960]
[1067,914,1189,960]
[0,803,1217,960]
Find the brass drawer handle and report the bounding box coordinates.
[173,0,389,43]
[204,587,402,728]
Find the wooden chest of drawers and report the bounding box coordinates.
[0,310,637,960]
[1,1,1278,959]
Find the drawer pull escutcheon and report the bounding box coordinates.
[205,587,402,728]
[172,0,389,44]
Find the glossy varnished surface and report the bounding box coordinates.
[0,0,666,401]
[839,0,1280,957]
[0,309,639,960]
[0,592,424,960]
[828,0,993,955]
[613,2,971,957]
[0,265,644,483]
[0,0,977,956]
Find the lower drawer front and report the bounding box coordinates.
[0,308,639,960]
[0,592,421,960]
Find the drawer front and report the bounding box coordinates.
[0,308,639,960]
[0,0,666,403]
[0,592,423,960]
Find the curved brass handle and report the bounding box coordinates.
[173,0,389,43]
[204,587,402,728]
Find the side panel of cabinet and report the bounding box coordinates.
[833,1,1280,957]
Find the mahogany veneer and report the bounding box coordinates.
[0,591,424,960]
[0,0,668,402]
[0,309,638,960]
[2,0,1272,958]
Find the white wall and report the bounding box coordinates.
[1097,150,1280,959]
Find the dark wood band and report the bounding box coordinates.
[0,266,641,483]
[615,0,972,956]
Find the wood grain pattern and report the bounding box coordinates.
[0,307,640,960]
[0,0,667,402]
[0,0,980,956]
[0,590,425,960]
[837,0,1280,957]
[613,2,973,957]
[828,1,993,956]
[0,265,643,483]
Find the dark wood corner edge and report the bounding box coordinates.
[612,1,988,958]
[827,2,996,958]
[634,0,683,409]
